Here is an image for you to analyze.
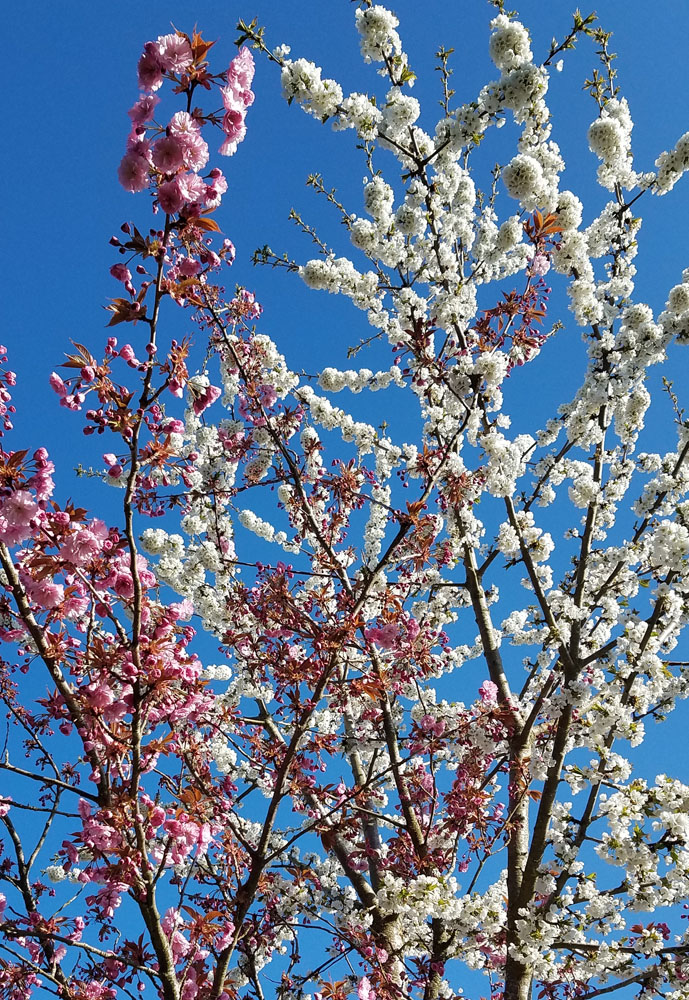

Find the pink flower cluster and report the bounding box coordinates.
[19,569,64,610]
[0,448,55,547]
[118,32,253,219]
[364,614,421,652]
[73,799,124,856]
[137,33,193,93]
[0,345,16,437]
[162,908,192,962]
[0,490,41,546]
[530,253,551,277]
[101,550,156,599]
[479,679,499,704]
[161,813,213,864]
[358,978,376,1000]
[60,519,109,566]
[364,623,399,650]
[219,48,255,156]
[190,379,222,416]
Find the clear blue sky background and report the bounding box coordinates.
[5,3,689,996]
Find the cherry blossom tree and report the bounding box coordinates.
[2,6,689,1000]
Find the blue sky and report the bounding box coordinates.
[5,3,689,996]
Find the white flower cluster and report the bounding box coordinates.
[376,872,463,953]
[363,484,390,567]
[502,149,560,212]
[238,509,277,543]
[473,351,510,407]
[587,98,636,190]
[363,175,395,224]
[355,6,403,65]
[318,364,404,394]
[381,87,420,138]
[648,519,689,573]
[597,776,689,910]
[481,430,535,498]
[281,58,343,120]
[333,91,383,140]
[44,864,81,884]
[300,256,380,312]
[297,385,378,455]
[655,131,689,194]
[125,10,689,994]
[661,268,689,344]
[496,511,553,563]
[488,15,532,72]
[500,64,548,122]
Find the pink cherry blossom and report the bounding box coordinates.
[192,382,221,415]
[177,257,202,277]
[219,134,244,157]
[221,108,246,143]
[119,344,138,363]
[364,623,398,649]
[49,372,67,397]
[179,130,209,171]
[214,922,236,951]
[109,263,132,284]
[219,50,253,156]
[358,977,375,1000]
[227,46,255,96]
[479,679,499,704]
[137,43,164,92]
[161,815,212,864]
[233,287,261,318]
[85,882,128,921]
[161,908,191,961]
[177,171,206,205]
[103,453,124,478]
[223,238,236,264]
[530,253,551,276]
[101,550,156,599]
[158,177,184,215]
[84,681,115,711]
[60,520,109,567]
[0,491,41,546]
[126,133,152,159]
[152,135,185,174]
[208,167,228,195]
[169,111,200,137]
[20,573,64,609]
[168,112,209,171]
[156,33,193,73]
[221,86,246,113]
[117,151,150,193]
[27,447,55,501]
[102,685,133,724]
[205,167,228,208]
[127,93,160,124]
